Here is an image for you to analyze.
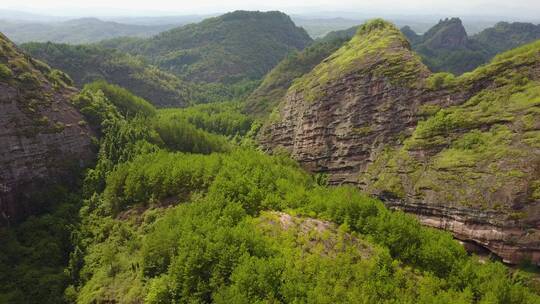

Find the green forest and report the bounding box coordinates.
[1,8,540,304]
[1,78,539,303]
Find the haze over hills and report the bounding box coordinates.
[3,8,538,42]
[0,18,182,44]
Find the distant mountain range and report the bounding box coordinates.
[22,11,313,106]
[98,11,312,83]
[404,18,540,74]
[0,18,182,44]
[2,9,535,44]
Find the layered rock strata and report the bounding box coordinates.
[0,33,95,223]
[260,20,540,264]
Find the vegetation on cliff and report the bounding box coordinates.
[363,39,540,222]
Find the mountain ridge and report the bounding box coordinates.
[260,19,540,264]
[99,10,313,83]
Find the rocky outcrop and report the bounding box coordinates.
[260,20,540,264]
[0,33,95,224]
[402,18,489,75]
[421,18,469,50]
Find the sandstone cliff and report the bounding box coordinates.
[0,33,95,224]
[260,19,540,264]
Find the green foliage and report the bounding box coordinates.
[405,18,491,75]
[47,69,74,87]
[73,147,540,303]
[365,44,540,215]
[472,22,540,57]
[154,114,231,154]
[291,19,426,103]
[21,42,192,107]
[0,192,81,304]
[84,80,156,118]
[426,72,457,90]
[70,88,122,132]
[100,11,312,83]
[158,102,253,136]
[0,63,12,79]
[245,34,350,117]
[405,19,540,75]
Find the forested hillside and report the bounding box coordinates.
[1,9,540,304]
[245,29,354,117]
[100,11,312,83]
[2,75,538,303]
[21,11,312,106]
[473,21,540,56]
[21,42,192,107]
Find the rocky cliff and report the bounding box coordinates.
[0,33,95,224]
[260,19,540,264]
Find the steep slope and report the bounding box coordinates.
[245,27,357,117]
[472,21,540,56]
[260,19,540,264]
[21,42,192,107]
[101,11,312,83]
[0,33,95,223]
[0,18,176,44]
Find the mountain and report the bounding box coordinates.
[404,18,489,75]
[0,18,177,44]
[100,11,313,83]
[0,33,95,223]
[260,19,540,265]
[21,42,192,107]
[404,18,540,75]
[245,27,357,117]
[473,21,540,56]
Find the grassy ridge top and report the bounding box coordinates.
[289,19,429,102]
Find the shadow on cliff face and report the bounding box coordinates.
[459,239,503,262]
[0,152,95,226]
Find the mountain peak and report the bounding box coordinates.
[423,17,468,49]
[289,19,426,102]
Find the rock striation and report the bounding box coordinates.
[0,33,95,224]
[260,19,540,264]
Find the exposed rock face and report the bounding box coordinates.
[260,20,540,264]
[0,33,95,224]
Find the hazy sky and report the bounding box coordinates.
[3,0,540,18]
